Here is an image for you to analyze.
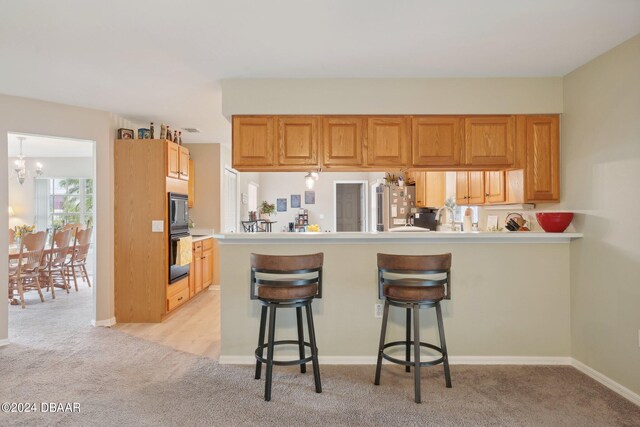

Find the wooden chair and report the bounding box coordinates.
[8,228,16,244]
[39,228,73,297]
[63,222,82,241]
[64,227,92,291]
[8,231,48,308]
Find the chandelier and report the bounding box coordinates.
[14,136,43,185]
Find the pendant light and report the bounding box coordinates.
[13,137,44,185]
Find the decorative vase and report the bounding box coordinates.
[259,212,270,221]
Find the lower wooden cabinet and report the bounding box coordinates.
[168,238,214,314]
[167,277,189,312]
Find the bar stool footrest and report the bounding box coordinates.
[382,340,446,367]
[255,340,316,366]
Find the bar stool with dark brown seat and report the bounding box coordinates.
[374,253,452,403]
[251,253,323,401]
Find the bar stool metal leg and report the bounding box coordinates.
[374,299,390,385]
[255,305,268,380]
[436,302,452,388]
[264,304,277,401]
[305,301,322,393]
[296,306,307,374]
[405,307,411,373]
[413,303,422,403]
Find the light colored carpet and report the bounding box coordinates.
[1,287,639,426]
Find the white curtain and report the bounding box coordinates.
[34,178,50,231]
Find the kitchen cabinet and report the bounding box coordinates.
[366,117,409,167]
[188,159,195,208]
[202,239,214,287]
[190,238,213,296]
[167,142,180,179]
[484,171,506,204]
[411,117,463,167]
[322,117,364,167]
[232,116,275,168]
[178,146,189,181]
[464,116,515,167]
[524,115,559,201]
[456,171,485,205]
[277,117,319,167]
[415,171,446,208]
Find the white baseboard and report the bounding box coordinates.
[572,359,640,407]
[91,317,116,327]
[0,338,9,347]
[218,355,572,366]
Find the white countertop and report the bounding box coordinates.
[213,231,583,244]
[190,234,215,243]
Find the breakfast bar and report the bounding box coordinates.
[216,232,582,364]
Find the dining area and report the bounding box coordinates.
[8,223,92,308]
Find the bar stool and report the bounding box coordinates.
[251,253,323,401]
[374,253,452,403]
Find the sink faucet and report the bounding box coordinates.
[435,206,455,229]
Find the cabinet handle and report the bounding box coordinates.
[485,193,489,197]
[177,296,183,301]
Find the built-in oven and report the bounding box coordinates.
[169,232,190,284]
[168,192,190,284]
[169,192,189,234]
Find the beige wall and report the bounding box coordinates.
[0,94,128,341]
[221,78,563,116]
[220,241,571,358]
[184,143,222,232]
[560,35,640,394]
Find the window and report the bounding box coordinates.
[247,182,258,213]
[35,178,94,230]
[454,205,479,223]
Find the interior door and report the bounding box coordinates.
[336,183,363,232]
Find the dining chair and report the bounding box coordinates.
[8,231,48,308]
[8,228,16,244]
[39,228,73,297]
[64,227,92,291]
[63,222,82,242]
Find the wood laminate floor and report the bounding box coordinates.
[115,286,220,359]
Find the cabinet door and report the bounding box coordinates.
[167,142,180,179]
[484,171,506,204]
[414,172,427,207]
[188,257,195,298]
[367,117,409,167]
[467,171,485,204]
[525,116,560,201]
[455,172,469,205]
[178,146,190,181]
[277,117,319,166]
[194,253,203,293]
[424,172,446,208]
[202,248,213,287]
[464,116,515,166]
[188,159,195,208]
[322,117,364,166]
[232,116,275,167]
[412,117,462,167]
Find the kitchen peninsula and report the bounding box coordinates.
[216,231,582,364]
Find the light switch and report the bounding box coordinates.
[151,220,164,232]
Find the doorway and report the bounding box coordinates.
[334,180,368,232]
[7,132,96,319]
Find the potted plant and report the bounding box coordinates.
[259,201,276,220]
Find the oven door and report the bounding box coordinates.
[169,233,190,284]
[169,193,189,234]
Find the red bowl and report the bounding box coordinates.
[536,212,574,233]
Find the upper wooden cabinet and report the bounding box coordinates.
[464,116,515,167]
[412,117,463,167]
[167,142,180,179]
[456,171,485,205]
[525,116,559,201]
[277,117,319,167]
[322,117,364,167]
[367,117,409,167]
[415,172,446,208]
[178,146,189,181]
[484,171,506,204]
[232,116,275,167]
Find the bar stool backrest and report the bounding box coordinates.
[250,253,324,300]
[377,253,452,300]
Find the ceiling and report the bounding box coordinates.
[8,133,94,158]
[0,0,638,144]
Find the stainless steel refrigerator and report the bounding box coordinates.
[374,184,416,231]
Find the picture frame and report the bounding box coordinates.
[291,194,301,208]
[305,191,315,204]
[137,128,151,139]
[277,198,287,212]
[117,128,134,139]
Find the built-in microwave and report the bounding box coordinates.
[168,193,189,234]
